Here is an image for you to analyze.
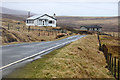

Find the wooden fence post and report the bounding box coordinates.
[118,58,119,80]
[97,32,102,50]
[108,54,110,69]
[114,57,117,78]
[23,26,25,30]
[8,24,10,30]
[109,54,112,71]
[44,30,45,35]
[56,31,57,36]
[111,57,114,75]
[28,26,31,32]
[52,31,53,35]
[18,27,20,31]
[38,29,40,36]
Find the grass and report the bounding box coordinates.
[2,23,74,45]
[100,35,119,57]
[6,35,113,78]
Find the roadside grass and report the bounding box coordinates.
[100,35,119,57]
[2,26,75,45]
[6,35,113,78]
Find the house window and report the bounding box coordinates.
[87,28,89,31]
[49,21,52,24]
[49,20,54,24]
[27,20,29,23]
[27,20,34,24]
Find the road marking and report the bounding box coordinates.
[0,35,85,70]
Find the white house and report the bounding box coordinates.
[26,14,57,27]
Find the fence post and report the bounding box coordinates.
[44,30,45,35]
[52,31,53,35]
[8,24,10,30]
[111,57,114,75]
[97,32,102,50]
[56,31,58,36]
[107,53,110,67]
[109,54,112,71]
[28,26,30,32]
[114,57,117,78]
[118,58,119,80]
[18,27,20,31]
[23,26,25,30]
[48,31,49,36]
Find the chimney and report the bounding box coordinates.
[28,11,30,18]
[53,13,56,18]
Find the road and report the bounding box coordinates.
[1,35,86,77]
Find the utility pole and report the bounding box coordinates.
[28,11,30,18]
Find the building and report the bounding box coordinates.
[80,25,102,31]
[26,14,57,27]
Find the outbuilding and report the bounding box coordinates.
[80,25,102,31]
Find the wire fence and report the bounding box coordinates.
[97,32,120,80]
[5,23,68,36]
[101,44,119,80]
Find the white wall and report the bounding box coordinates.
[80,27,88,30]
[80,27,102,31]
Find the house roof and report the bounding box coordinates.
[80,25,102,28]
[27,14,57,20]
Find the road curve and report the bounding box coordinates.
[1,35,86,76]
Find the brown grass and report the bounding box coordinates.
[2,27,73,45]
[100,35,119,57]
[6,35,113,78]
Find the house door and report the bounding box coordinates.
[42,20,45,26]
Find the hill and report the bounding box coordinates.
[56,16,118,32]
[1,13,26,21]
[0,7,35,16]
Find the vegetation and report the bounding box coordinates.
[100,34,119,57]
[6,35,113,78]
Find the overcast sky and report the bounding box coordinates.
[1,0,119,16]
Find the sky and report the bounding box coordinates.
[1,0,119,16]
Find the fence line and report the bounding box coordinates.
[101,44,120,80]
[97,32,119,80]
[5,24,67,36]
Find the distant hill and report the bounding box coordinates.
[1,13,26,21]
[56,16,118,32]
[0,7,35,16]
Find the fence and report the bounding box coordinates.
[101,44,119,80]
[97,32,120,80]
[5,23,67,36]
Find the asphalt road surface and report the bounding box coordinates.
[1,35,86,77]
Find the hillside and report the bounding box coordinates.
[1,13,26,21]
[0,7,35,16]
[56,16,118,32]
